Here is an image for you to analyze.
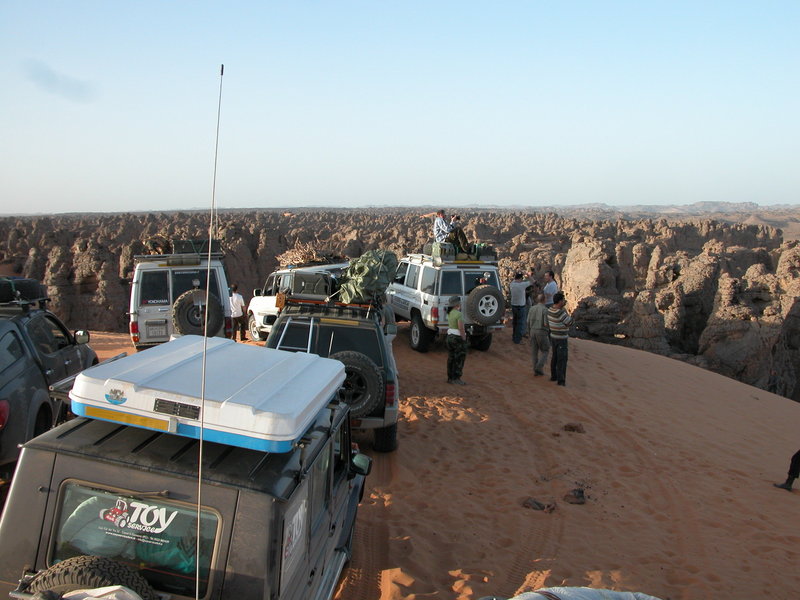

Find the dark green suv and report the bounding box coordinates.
[266,299,400,452]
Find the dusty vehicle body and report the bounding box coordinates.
[266,298,400,452]
[0,336,371,600]
[247,262,349,341]
[128,241,233,350]
[386,250,505,352]
[0,279,96,468]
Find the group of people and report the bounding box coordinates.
[510,271,573,386]
[505,268,572,385]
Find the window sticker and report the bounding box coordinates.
[280,496,308,593]
[53,483,218,597]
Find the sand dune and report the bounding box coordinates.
[89,328,800,600]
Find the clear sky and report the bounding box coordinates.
[2,1,799,214]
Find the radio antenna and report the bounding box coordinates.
[195,63,225,600]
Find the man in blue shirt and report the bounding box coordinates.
[432,210,469,253]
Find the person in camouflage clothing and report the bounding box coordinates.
[446,296,468,385]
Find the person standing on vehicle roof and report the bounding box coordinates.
[229,284,247,342]
[445,296,468,385]
[433,210,470,253]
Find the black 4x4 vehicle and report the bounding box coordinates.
[0,335,372,600]
[0,278,97,469]
[267,298,400,453]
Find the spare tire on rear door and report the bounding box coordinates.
[330,351,384,418]
[28,555,158,600]
[172,289,223,336]
[465,284,505,325]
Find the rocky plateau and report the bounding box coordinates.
[2,206,800,401]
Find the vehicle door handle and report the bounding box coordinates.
[64,360,72,366]
[45,369,54,376]
[329,523,337,537]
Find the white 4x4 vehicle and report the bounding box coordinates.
[247,262,349,341]
[128,242,232,350]
[386,251,505,352]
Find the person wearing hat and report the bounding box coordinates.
[446,295,468,385]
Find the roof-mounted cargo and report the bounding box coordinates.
[133,238,225,265]
[69,335,346,453]
[418,241,498,265]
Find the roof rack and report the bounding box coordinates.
[406,253,499,266]
[0,297,50,313]
[133,251,225,266]
[281,297,380,320]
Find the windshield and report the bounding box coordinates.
[51,482,218,597]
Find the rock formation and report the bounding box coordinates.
[1,208,798,400]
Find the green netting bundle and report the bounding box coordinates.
[339,250,398,304]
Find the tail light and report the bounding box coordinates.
[431,307,439,322]
[384,383,397,406]
[224,317,233,339]
[0,400,9,430]
[129,321,140,344]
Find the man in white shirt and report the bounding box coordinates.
[543,270,558,307]
[509,272,531,344]
[229,284,247,342]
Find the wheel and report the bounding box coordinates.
[373,422,398,452]
[172,290,223,336]
[469,333,493,351]
[33,406,53,437]
[28,555,158,600]
[329,351,384,418]
[409,312,435,353]
[248,314,264,341]
[465,285,505,325]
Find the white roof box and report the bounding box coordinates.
[69,335,345,453]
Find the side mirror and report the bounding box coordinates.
[253,289,262,297]
[74,330,90,345]
[385,323,397,336]
[350,453,372,477]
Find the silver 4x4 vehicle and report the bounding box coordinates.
[386,251,505,352]
[266,298,400,452]
[129,240,232,350]
[247,262,349,341]
[0,278,97,470]
[0,335,371,600]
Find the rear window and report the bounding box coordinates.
[172,270,222,302]
[139,271,170,305]
[138,269,224,307]
[270,320,384,366]
[440,271,462,295]
[51,482,219,597]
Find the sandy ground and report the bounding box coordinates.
[88,327,800,600]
